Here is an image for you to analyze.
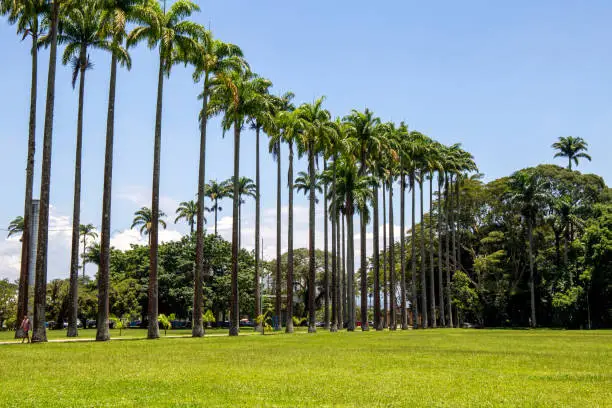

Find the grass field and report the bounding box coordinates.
[0,329,610,407]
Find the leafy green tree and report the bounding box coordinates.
[0,279,18,330]
[552,136,592,171]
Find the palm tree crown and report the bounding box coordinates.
[552,136,592,171]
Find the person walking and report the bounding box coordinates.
[20,316,30,344]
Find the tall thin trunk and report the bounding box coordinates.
[67,46,88,338]
[229,121,241,336]
[445,175,453,328]
[346,199,355,331]
[32,1,60,343]
[382,181,388,329]
[360,208,369,331]
[450,175,457,327]
[410,174,418,329]
[528,218,537,327]
[83,238,86,278]
[214,198,218,235]
[147,52,165,340]
[400,173,408,330]
[373,183,381,330]
[254,126,262,332]
[420,178,428,328]
[388,177,396,330]
[455,178,461,273]
[341,212,346,327]
[307,145,316,333]
[429,174,436,328]
[192,78,209,338]
[437,175,446,327]
[96,49,118,342]
[323,160,330,329]
[15,28,38,339]
[330,157,338,332]
[275,142,282,331]
[285,141,294,333]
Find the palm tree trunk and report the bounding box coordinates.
[214,199,218,235]
[323,160,330,329]
[388,177,396,330]
[254,126,262,332]
[330,158,338,332]
[400,173,408,330]
[528,218,537,328]
[96,49,118,342]
[147,52,165,340]
[285,141,295,333]
[445,175,453,328]
[450,175,457,327]
[437,175,446,327]
[346,199,355,331]
[275,142,282,331]
[307,145,316,333]
[83,238,86,278]
[15,28,38,340]
[229,121,241,336]
[382,181,388,329]
[192,80,209,338]
[373,183,381,331]
[429,175,436,328]
[410,175,418,329]
[420,178,428,328]
[67,47,87,338]
[360,209,369,331]
[455,178,461,273]
[32,0,60,343]
[341,212,346,327]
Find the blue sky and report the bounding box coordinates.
[1,0,611,280]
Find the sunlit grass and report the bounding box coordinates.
[0,329,610,407]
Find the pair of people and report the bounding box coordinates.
[20,316,30,344]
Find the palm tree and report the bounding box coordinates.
[192,35,247,337]
[79,224,97,278]
[31,0,64,343]
[51,0,108,338]
[1,0,48,339]
[437,162,446,327]
[294,171,323,200]
[274,109,302,333]
[96,0,146,342]
[128,0,202,339]
[344,108,381,332]
[205,180,231,235]
[266,92,295,331]
[228,176,257,250]
[296,98,333,333]
[507,170,549,327]
[7,216,24,239]
[208,71,270,336]
[552,136,592,171]
[131,207,167,243]
[174,200,199,234]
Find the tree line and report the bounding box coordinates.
[2,0,610,342]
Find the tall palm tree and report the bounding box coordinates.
[228,176,257,250]
[31,0,64,343]
[131,206,167,243]
[273,109,302,333]
[205,180,231,235]
[79,223,97,278]
[552,136,592,171]
[507,170,549,327]
[191,34,247,337]
[294,171,323,199]
[1,0,48,339]
[266,92,295,331]
[128,0,202,339]
[50,0,109,338]
[296,98,333,333]
[7,216,24,239]
[174,200,199,234]
[96,0,146,342]
[437,162,446,327]
[344,108,381,332]
[208,71,271,336]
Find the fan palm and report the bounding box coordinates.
[174,200,200,234]
[127,0,202,339]
[296,98,334,333]
[1,0,48,339]
[552,136,591,171]
[96,0,148,342]
[208,71,270,336]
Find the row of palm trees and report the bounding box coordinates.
[3,0,478,341]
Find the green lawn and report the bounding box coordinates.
[0,329,610,407]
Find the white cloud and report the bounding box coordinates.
[117,185,180,215]
[110,228,183,251]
